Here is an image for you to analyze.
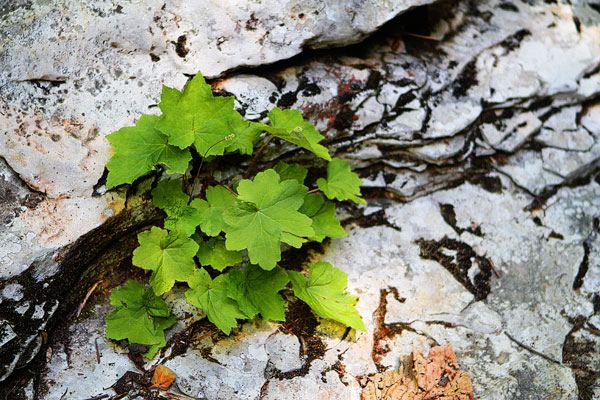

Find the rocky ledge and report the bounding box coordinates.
[1,0,600,399]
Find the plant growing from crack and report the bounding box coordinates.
[104,72,366,358]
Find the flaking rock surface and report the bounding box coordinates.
[1,0,600,399]
[0,0,434,385]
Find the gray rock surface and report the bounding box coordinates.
[1,0,600,399]
[0,0,433,385]
[0,0,433,198]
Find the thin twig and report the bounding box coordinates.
[163,392,204,400]
[81,395,109,400]
[94,337,101,364]
[404,32,442,41]
[306,188,320,194]
[76,280,102,318]
[194,329,217,344]
[170,383,207,400]
[244,135,273,178]
[488,258,501,278]
[218,183,238,197]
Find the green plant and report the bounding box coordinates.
[103,72,366,357]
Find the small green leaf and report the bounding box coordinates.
[106,114,191,188]
[194,235,242,271]
[266,108,331,161]
[226,113,266,155]
[317,158,366,205]
[299,193,346,242]
[195,185,239,236]
[156,73,263,156]
[222,169,314,270]
[228,265,290,321]
[152,179,203,237]
[105,280,176,353]
[143,345,162,359]
[185,268,245,335]
[287,261,365,331]
[273,161,308,184]
[132,227,199,295]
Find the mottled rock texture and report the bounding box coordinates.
[1,0,600,399]
[0,0,434,386]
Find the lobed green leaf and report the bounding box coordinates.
[152,179,204,237]
[299,193,347,242]
[227,265,290,321]
[185,268,246,335]
[287,261,365,331]
[194,235,242,271]
[265,108,331,161]
[105,280,177,354]
[132,227,199,295]
[273,161,308,184]
[105,114,191,188]
[222,169,314,270]
[317,158,366,205]
[195,185,239,237]
[156,73,263,157]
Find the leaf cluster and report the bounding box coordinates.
[104,72,367,356]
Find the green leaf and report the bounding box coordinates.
[132,227,199,295]
[228,265,290,321]
[273,161,308,184]
[287,261,365,331]
[222,169,314,270]
[299,193,346,242]
[105,280,177,352]
[185,268,245,334]
[142,313,179,358]
[226,113,266,155]
[105,114,191,188]
[195,185,239,236]
[194,235,242,271]
[317,158,366,205]
[265,108,331,161]
[152,179,203,236]
[156,73,263,156]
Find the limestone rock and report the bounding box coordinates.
[1,0,600,398]
[0,0,434,384]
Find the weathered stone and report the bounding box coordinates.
[0,0,437,386]
[39,174,599,399]
[1,0,600,398]
[480,111,542,152]
[265,332,303,373]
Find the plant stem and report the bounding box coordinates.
[306,188,320,194]
[218,183,238,197]
[244,135,273,179]
[190,135,235,196]
[182,172,189,195]
[281,230,307,241]
[404,32,441,41]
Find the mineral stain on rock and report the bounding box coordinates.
[2,0,600,397]
[268,299,326,379]
[416,237,493,301]
[371,287,409,371]
[563,328,600,400]
[175,35,190,58]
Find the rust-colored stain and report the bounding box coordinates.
[371,287,408,372]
